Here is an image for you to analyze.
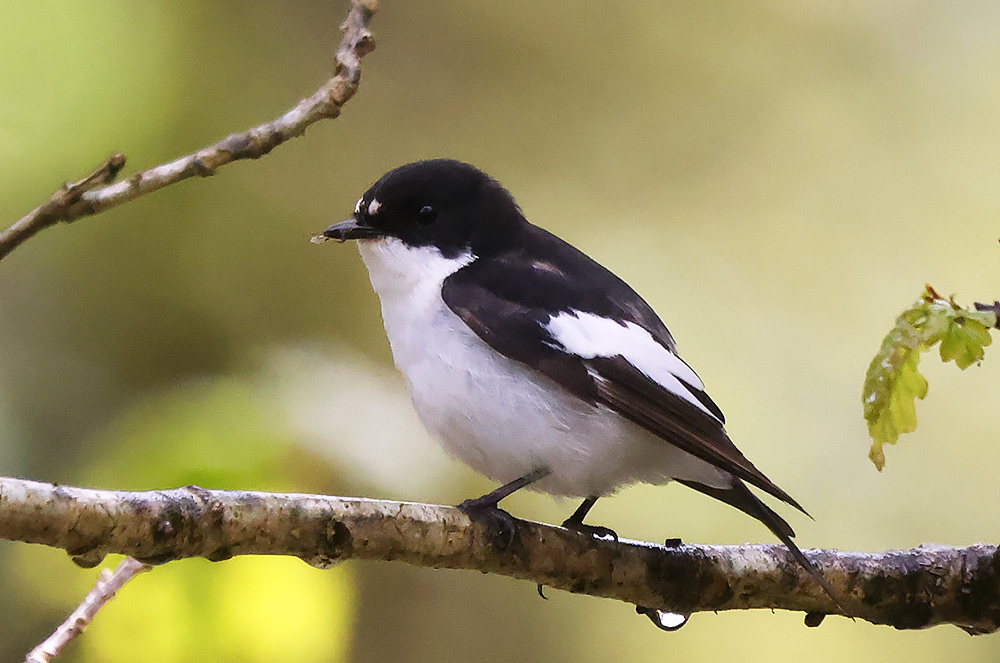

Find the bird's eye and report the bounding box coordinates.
[417,205,438,224]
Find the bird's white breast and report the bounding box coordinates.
[356,237,726,497]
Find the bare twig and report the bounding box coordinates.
[0,0,378,263]
[23,557,150,663]
[3,477,1000,634]
[974,300,1000,328]
[0,155,126,261]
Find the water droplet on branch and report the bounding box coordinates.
[636,606,690,631]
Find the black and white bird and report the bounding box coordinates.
[321,158,836,606]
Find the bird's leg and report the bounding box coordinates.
[458,467,550,548]
[537,495,617,600]
[458,467,550,510]
[561,496,618,541]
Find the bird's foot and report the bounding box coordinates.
[561,517,618,542]
[458,498,518,549]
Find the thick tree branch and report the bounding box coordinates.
[2,477,999,634]
[0,0,378,262]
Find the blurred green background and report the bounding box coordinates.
[3,0,1000,660]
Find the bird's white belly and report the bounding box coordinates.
[357,238,726,497]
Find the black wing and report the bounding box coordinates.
[441,225,804,512]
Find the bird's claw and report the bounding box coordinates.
[458,500,518,549]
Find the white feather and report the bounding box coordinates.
[545,310,719,421]
[355,238,729,496]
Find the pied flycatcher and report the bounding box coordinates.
[320,159,837,607]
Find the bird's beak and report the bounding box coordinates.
[321,217,383,242]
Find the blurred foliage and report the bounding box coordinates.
[3,0,1000,662]
[863,286,995,471]
[6,375,357,663]
[12,548,354,663]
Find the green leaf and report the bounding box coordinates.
[939,315,993,369]
[862,285,996,471]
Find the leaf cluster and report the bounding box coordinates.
[862,285,996,471]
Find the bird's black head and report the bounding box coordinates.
[323,159,525,258]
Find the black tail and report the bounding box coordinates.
[677,478,847,615]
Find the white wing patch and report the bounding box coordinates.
[544,310,719,420]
